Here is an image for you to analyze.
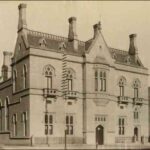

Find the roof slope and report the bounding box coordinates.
[26,29,144,67]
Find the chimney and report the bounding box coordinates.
[18,3,27,32]
[1,51,13,81]
[93,22,101,38]
[128,34,138,55]
[68,17,78,50]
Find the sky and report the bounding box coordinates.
[0,1,150,79]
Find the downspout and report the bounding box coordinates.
[82,54,87,144]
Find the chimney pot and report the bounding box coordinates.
[93,22,101,38]
[68,17,76,23]
[1,51,13,81]
[129,33,138,56]
[18,3,27,31]
[68,16,78,50]
[18,3,26,9]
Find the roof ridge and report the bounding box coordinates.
[27,29,85,46]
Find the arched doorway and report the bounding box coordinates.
[96,125,104,145]
[134,127,138,141]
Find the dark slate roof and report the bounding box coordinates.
[109,47,144,67]
[27,29,85,56]
[26,29,144,67]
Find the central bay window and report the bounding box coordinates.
[95,71,98,91]
[118,117,126,135]
[95,70,107,92]
[12,114,17,136]
[66,115,74,135]
[45,113,53,135]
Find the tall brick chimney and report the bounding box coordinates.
[93,22,101,38]
[68,17,78,50]
[128,34,138,56]
[1,51,13,81]
[18,3,27,32]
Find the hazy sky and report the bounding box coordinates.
[0,1,150,78]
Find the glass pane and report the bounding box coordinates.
[66,116,69,124]
[68,79,72,91]
[49,125,53,135]
[66,125,69,135]
[95,78,98,91]
[45,114,48,124]
[45,125,48,135]
[49,115,53,124]
[70,125,73,135]
[119,118,121,125]
[70,116,73,124]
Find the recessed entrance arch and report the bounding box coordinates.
[134,127,139,141]
[96,125,104,145]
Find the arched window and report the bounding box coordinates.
[118,77,126,97]
[66,69,75,91]
[133,79,141,98]
[22,112,27,136]
[12,114,17,136]
[44,65,55,89]
[4,97,9,131]
[95,70,98,91]
[0,100,2,131]
[23,65,27,89]
[134,108,139,120]
[13,70,17,92]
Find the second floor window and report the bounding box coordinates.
[66,69,75,91]
[23,65,27,89]
[118,77,126,97]
[44,65,55,89]
[13,70,17,92]
[133,79,140,98]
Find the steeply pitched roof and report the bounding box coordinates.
[109,47,144,67]
[26,29,144,67]
[27,29,85,56]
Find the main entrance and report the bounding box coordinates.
[134,127,139,141]
[96,125,104,145]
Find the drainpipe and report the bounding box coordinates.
[82,54,87,144]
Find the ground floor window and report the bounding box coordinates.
[66,115,73,135]
[12,114,17,136]
[118,117,126,135]
[45,113,53,135]
[22,112,27,136]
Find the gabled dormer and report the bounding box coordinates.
[85,22,114,66]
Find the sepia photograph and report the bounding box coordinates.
[0,1,150,150]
